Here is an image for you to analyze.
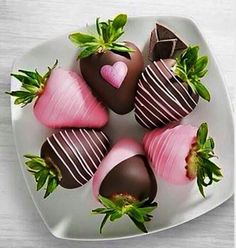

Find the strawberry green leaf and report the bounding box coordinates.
[69,33,97,45]
[100,214,109,234]
[203,137,214,151]
[93,195,157,234]
[195,56,208,74]
[44,176,59,198]
[111,44,133,53]
[197,175,205,198]
[112,14,127,30]
[110,211,123,221]
[78,46,98,59]
[92,208,114,214]
[139,205,158,214]
[181,46,199,69]
[197,122,208,145]
[24,154,60,198]
[175,67,188,81]
[128,215,148,233]
[174,46,210,101]
[98,195,117,209]
[96,18,101,36]
[129,208,145,223]
[197,69,208,78]
[188,123,223,197]
[25,161,44,171]
[7,61,58,107]
[195,82,210,101]
[36,169,49,191]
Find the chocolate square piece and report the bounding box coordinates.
[152,39,177,61]
[148,22,188,61]
[156,22,188,50]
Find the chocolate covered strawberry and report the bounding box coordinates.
[69,14,144,114]
[92,138,157,233]
[7,61,108,128]
[24,128,110,198]
[135,46,210,129]
[144,123,223,197]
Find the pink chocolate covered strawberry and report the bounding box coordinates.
[92,138,157,233]
[143,123,222,197]
[7,61,108,128]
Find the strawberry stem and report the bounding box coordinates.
[24,154,60,198]
[92,194,157,234]
[6,60,58,107]
[186,123,223,197]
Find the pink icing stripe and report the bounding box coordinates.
[47,137,83,185]
[135,97,167,125]
[72,130,98,169]
[79,129,101,162]
[160,60,197,105]
[64,130,94,177]
[52,134,88,182]
[159,126,185,178]
[143,73,183,119]
[92,129,108,151]
[137,83,171,122]
[154,129,174,175]
[92,139,144,199]
[135,103,159,127]
[153,62,193,112]
[146,66,178,102]
[84,129,105,157]
[134,111,151,129]
[60,131,93,177]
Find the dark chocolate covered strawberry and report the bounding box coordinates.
[135,46,210,129]
[92,138,157,233]
[69,14,144,114]
[24,129,109,198]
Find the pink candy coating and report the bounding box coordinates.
[144,124,198,184]
[33,68,108,128]
[92,138,145,199]
[100,61,128,89]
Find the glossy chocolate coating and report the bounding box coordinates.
[80,42,144,114]
[99,155,157,202]
[149,22,188,61]
[135,59,199,129]
[151,39,177,61]
[41,129,109,189]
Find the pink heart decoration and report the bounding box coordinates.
[100,61,128,89]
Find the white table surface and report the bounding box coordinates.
[0,0,234,247]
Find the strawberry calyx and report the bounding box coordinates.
[186,123,223,197]
[173,46,210,101]
[24,154,61,198]
[6,60,58,107]
[69,14,134,59]
[92,194,157,234]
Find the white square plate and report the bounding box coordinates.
[10,16,234,241]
